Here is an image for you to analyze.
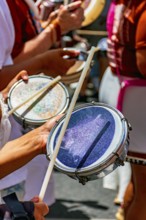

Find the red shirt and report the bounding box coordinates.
[6,0,38,58]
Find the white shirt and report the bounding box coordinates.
[0,0,14,68]
[0,94,11,148]
[0,0,26,190]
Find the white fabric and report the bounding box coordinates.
[23,155,55,206]
[0,94,11,147]
[0,0,26,190]
[120,82,146,154]
[24,0,40,19]
[99,67,131,203]
[0,0,55,206]
[0,0,14,69]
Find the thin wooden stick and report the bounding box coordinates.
[76,29,108,36]
[39,46,98,200]
[8,75,61,116]
[35,0,43,7]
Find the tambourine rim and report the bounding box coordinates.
[47,102,129,176]
[82,0,106,27]
[7,75,70,125]
[62,49,89,84]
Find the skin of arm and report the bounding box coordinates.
[0,114,63,179]
[13,1,84,63]
[0,48,79,90]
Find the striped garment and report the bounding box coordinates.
[107,0,146,78]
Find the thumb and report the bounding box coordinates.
[62,48,80,58]
[31,196,42,203]
[17,70,29,81]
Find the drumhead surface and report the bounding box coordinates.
[8,75,69,126]
[66,60,85,75]
[61,48,87,84]
[47,103,127,173]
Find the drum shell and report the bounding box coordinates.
[61,48,91,85]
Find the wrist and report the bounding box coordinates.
[1,89,8,102]
[51,19,62,42]
[41,25,56,49]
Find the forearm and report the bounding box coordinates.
[0,131,42,179]
[0,55,43,90]
[14,25,56,63]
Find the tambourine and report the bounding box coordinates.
[46,102,131,185]
[7,75,69,128]
[81,0,106,27]
[61,48,90,85]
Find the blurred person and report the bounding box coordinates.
[0,0,78,207]
[99,1,146,220]
[0,0,79,90]
[6,0,84,62]
[99,0,131,210]
[1,0,85,208]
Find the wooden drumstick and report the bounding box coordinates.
[35,0,43,7]
[8,75,61,116]
[76,29,108,37]
[39,46,98,200]
[64,0,69,5]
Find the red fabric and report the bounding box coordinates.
[6,0,38,58]
[107,0,146,78]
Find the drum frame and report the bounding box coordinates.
[7,75,70,128]
[47,102,131,184]
[61,49,92,85]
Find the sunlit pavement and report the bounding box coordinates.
[46,171,117,220]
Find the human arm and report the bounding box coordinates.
[0,114,63,179]
[0,48,78,90]
[1,70,28,101]
[136,10,146,77]
[52,1,84,35]
[13,1,84,63]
